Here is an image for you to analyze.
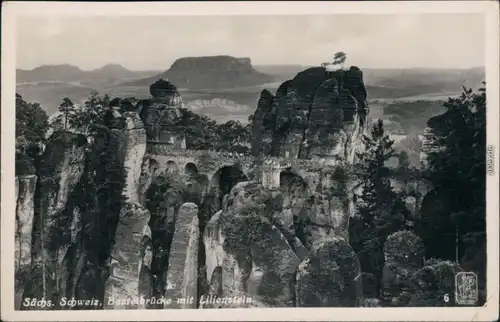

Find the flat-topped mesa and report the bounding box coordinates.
[170,56,254,73]
[156,56,274,90]
[140,79,186,151]
[251,65,369,162]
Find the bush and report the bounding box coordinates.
[408,260,462,306]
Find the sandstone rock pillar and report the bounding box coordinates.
[15,174,38,309]
[204,182,301,307]
[29,132,87,301]
[164,202,199,309]
[104,202,151,309]
[110,111,147,203]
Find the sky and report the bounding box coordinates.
[16,14,485,70]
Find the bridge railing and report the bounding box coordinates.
[146,144,336,169]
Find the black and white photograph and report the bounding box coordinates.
[2,1,499,321]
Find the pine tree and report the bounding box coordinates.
[15,94,49,175]
[58,98,74,131]
[351,120,411,291]
[419,85,486,258]
[416,85,486,298]
[333,51,347,70]
[72,91,113,136]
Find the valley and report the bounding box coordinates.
[15,58,484,160]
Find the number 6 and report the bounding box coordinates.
[444,294,450,302]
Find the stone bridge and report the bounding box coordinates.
[145,142,334,191]
[144,142,434,211]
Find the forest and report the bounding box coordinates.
[348,84,486,305]
[15,92,252,176]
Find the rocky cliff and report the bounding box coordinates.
[104,203,151,309]
[248,66,371,250]
[140,79,185,147]
[15,175,38,308]
[251,66,369,161]
[26,132,88,304]
[203,182,301,307]
[164,203,199,309]
[18,104,150,309]
[111,111,147,203]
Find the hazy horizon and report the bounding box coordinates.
[17,61,486,73]
[16,14,485,71]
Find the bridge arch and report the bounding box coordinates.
[166,160,178,174]
[280,168,307,188]
[199,165,249,224]
[210,165,248,198]
[414,178,433,198]
[282,165,318,192]
[150,158,159,172]
[146,157,159,169]
[184,162,199,177]
[146,158,161,182]
[183,163,207,205]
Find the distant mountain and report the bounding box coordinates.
[88,64,147,80]
[253,65,485,96]
[256,65,484,91]
[122,55,274,90]
[16,61,485,122]
[16,64,162,85]
[362,67,485,92]
[16,64,85,83]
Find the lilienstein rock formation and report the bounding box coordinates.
[125,55,274,90]
[15,65,442,310]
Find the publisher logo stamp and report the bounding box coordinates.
[455,272,478,305]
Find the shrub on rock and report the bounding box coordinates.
[296,238,361,307]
